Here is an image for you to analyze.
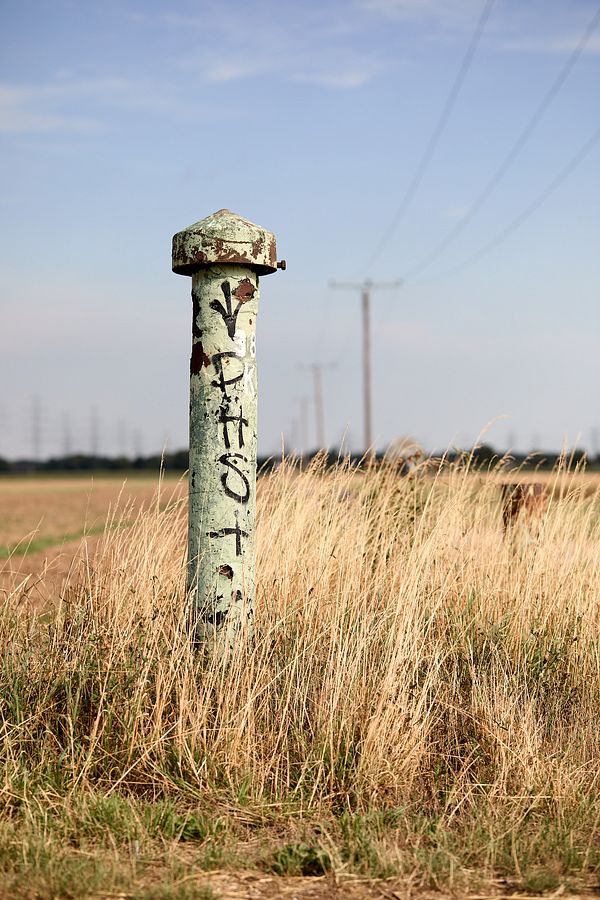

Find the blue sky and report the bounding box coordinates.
[1,0,598,458]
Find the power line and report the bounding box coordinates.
[361,0,496,274]
[411,123,600,281]
[404,5,600,280]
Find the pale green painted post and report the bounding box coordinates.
[172,209,283,650]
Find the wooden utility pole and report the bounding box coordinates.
[312,365,325,449]
[295,395,309,455]
[299,362,336,449]
[62,412,72,456]
[32,395,42,461]
[330,279,402,453]
[90,406,100,457]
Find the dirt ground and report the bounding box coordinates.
[0,473,184,606]
[79,870,600,899]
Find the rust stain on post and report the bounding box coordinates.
[190,342,211,375]
[172,208,278,277]
[232,279,256,301]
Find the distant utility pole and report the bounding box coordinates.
[292,397,309,456]
[299,396,309,455]
[330,278,402,452]
[289,418,299,456]
[299,362,336,449]
[0,403,7,459]
[132,429,143,459]
[32,395,42,461]
[117,418,127,457]
[340,427,353,456]
[62,412,72,456]
[90,406,100,457]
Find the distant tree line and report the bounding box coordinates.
[0,443,596,475]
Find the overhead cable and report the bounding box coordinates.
[411,124,600,282]
[360,0,496,274]
[403,5,600,280]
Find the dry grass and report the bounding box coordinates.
[0,457,599,898]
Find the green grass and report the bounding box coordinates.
[0,522,111,559]
[267,843,332,877]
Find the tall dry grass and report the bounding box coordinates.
[1,457,599,894]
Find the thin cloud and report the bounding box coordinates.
[199,56,374,90]
[294,69,373,89]
[0,84,98,134]
[358,0,600,56]
[0,77,190,135]
[499,34,600,54]
[201,60,270,83]
[185,46,379,90]
[356,0,480,28]
[142,4,381,89]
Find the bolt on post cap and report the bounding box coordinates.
[172,208,279,276]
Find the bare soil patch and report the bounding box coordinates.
[0,474,184,606]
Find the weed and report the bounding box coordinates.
[267,843,331,876]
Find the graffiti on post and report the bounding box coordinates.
[188,268,259,644]
[172,209,282,654]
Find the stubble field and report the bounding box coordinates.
[0,474,185,605]
[0,460,599,899]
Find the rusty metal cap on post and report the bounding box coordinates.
[172,208,280,276]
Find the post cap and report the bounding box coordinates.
[172,208,278,276]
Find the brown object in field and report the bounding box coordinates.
[501,482,548,532]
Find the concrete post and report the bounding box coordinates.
[172,209,283,650]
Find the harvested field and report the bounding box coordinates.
[0,474,185,606]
